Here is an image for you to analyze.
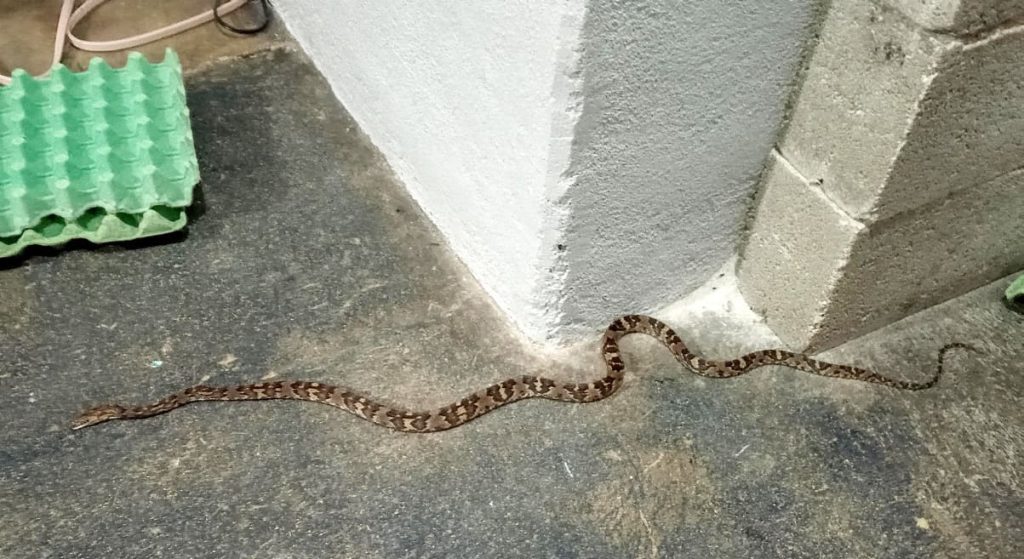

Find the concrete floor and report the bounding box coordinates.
[2,5,1024,559]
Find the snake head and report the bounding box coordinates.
[70,404,125,430]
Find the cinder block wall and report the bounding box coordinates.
[739,0,1024,351]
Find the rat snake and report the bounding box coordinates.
[71,314,971,432]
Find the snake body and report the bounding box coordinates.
[70,314,970,432]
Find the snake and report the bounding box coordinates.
[70,314,972,432]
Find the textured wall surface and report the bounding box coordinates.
[887,0,1024,35]
[274,1,587,338]
[779,3,1024,223]
[551,0,817,339]
[739,0,1024,350]
[275,0,817,342]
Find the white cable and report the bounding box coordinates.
[0,0,250,86]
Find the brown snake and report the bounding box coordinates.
[71,314,972,432]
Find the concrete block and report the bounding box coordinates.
[885,0,1024,35]
[780,0,1024,224]
[885,23,1024,218]
[779,0,957,221]
[739,151,1024,351]
[737,151,863,348]
[811,165,1024,349]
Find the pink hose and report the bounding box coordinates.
[0,0,251,85]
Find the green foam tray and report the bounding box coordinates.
[0,48,199,248]
[1007,275,1024,304]
[0,206,186,258]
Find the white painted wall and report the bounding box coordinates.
[274,0,587,339]
[275,0,818,343]
[552,0,819,339]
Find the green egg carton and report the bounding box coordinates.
[1007,274,1024,310]
[0,206,186,258]
[0,48,199,256]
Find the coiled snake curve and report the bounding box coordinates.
[71,314,972,432]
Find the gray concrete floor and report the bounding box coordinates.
[2,8,1024,559]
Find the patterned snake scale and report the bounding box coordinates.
[71,314,972,432]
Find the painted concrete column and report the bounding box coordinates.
[273,0,818,343]
[738,0,1024,351]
